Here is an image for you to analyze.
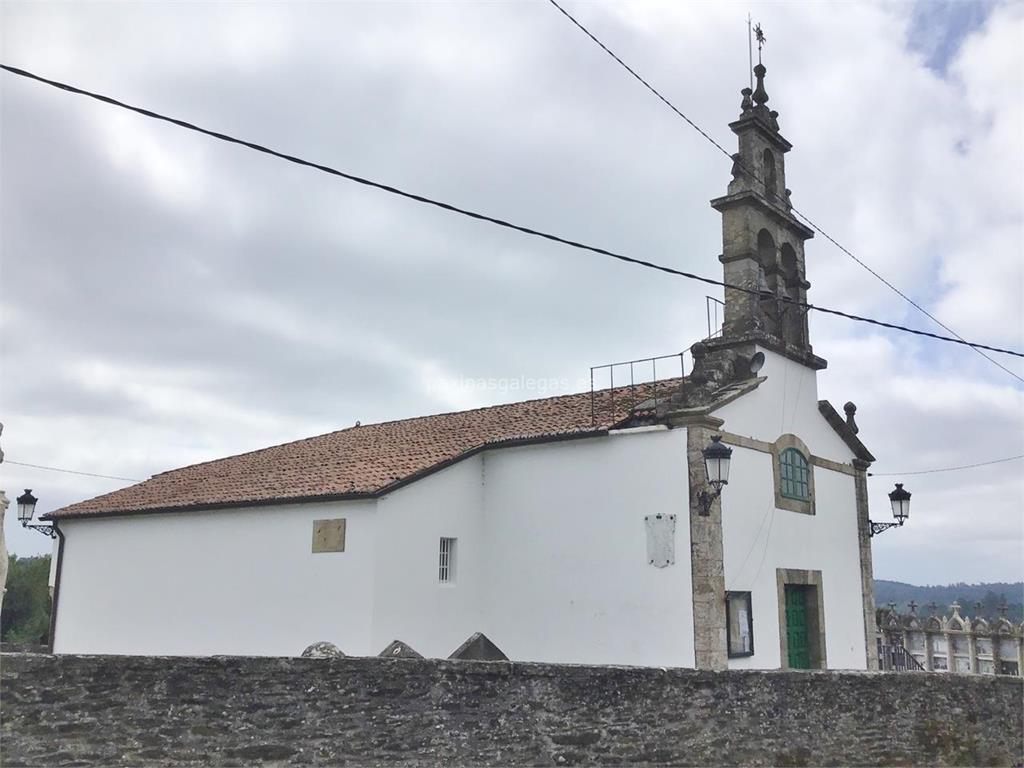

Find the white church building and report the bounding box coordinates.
[42,64,888,671]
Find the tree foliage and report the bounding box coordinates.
[1,554,52,644]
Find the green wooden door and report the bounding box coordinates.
[785,585,811,669]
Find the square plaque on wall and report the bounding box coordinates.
[312,518,346,553]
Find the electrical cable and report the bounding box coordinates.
[2,63,1021,362]
[5,459,142,483]
[869,454,1024,477]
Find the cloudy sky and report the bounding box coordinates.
[1,1,1021,586]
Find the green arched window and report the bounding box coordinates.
[780,448,810,500]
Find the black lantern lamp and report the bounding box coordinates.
[17,489,55,538]
[16,489,37,524]
[698,435,732,516]
[869,483,911,537]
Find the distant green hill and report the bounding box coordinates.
[874,580,1023,623]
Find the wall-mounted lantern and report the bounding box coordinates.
[868,483,911,537]
[17,489,56,538]
[697,435,732,516]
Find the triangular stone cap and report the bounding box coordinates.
[378,639,423,659]
[448,632,508,661]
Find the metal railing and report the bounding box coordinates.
[589,353,687,427]
[706,295,725,340]
[877,640,926,672]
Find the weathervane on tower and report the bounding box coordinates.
[746,16,766,90]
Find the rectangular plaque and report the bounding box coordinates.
[644,513,676,567]
[312,518,346,553]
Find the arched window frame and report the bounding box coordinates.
[771,434,815,515]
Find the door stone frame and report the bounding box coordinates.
[776,568,827,669]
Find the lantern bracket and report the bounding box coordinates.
[867,519,904,538]
[697,484,725,517]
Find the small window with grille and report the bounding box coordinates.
[438,537,457,584]
[779,448,810,500]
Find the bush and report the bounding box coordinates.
[1,554,52,644]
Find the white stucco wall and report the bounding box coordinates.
[53,428,695,665]
[371,456,486,658]
[716,347,853,463]
[53,499,377,656]
[716,347,867,670]
[481,427,695,667]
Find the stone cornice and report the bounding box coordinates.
[710,190,815,240]
[728,115,794,152]
[696,334,827,372]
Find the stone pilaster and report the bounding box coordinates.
[853,460,879,670]
[679,416,728,671]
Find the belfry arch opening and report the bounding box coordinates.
[756,229,782,336]
[779,242,803,346]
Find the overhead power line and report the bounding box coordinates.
[869,454,1024,477]
[5,459,142,483]
[2,64,1022,361]
[545,0,1023,384]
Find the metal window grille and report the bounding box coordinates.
[438,537,457,583]
[780,448,810,500]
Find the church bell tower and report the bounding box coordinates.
[687,60,826,398]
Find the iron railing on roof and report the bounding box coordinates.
[589,352,688,427]
[706,295,725,340]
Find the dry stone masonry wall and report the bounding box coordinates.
[2,652,1021,767]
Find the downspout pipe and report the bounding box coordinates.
[47,522,65,654]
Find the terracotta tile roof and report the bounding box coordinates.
[48,380,681,519]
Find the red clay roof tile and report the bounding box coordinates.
[48,380,680,519]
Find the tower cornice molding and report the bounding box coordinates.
[710,190,815,240]
[697,333,827,371]
[728,115,793,152]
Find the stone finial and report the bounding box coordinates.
[843,402,859,434]
[783,188,793,210]
[740,87,753,112]
[908,600,918,615]
[950,602,963,621]
[301,641,344,658]
[752,63,769,106]
[768,110,780,132]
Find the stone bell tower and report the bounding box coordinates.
[685,62,826,399]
